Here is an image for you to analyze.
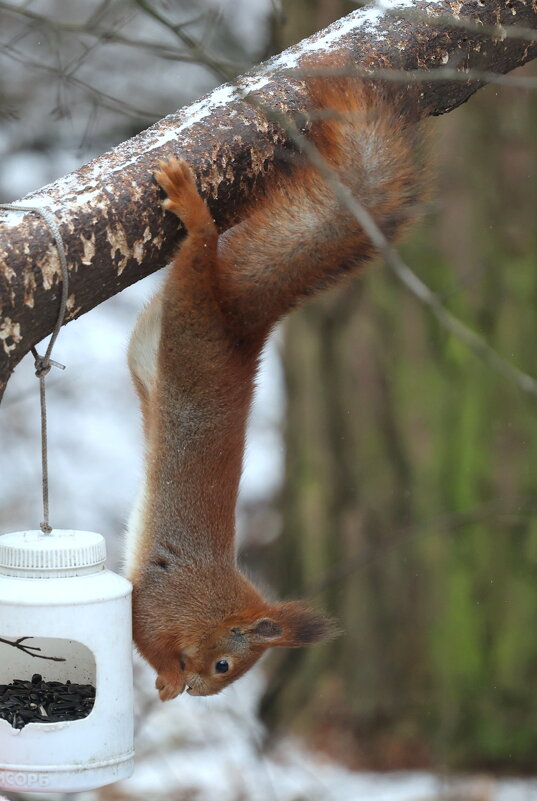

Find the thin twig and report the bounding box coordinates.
[249,96,537,398]
[0,40,165,120]
[292,63,537,90]
[0,0,208,61]
[131,0,238,81]
[386,6,537,44]
[0,636,66,662]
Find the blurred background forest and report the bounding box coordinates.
[1,0,537,799]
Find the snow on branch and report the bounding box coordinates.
[0,0,536,400]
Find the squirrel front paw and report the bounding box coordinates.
[155,669,186,701]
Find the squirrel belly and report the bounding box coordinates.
[126,76,427,700]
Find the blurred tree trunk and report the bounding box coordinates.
[262,0,537,772]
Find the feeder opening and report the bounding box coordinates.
[0,636,96,730]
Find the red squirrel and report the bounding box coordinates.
[125,75,427,700]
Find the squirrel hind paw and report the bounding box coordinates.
[156,158,197,208]
[155,157,213,231]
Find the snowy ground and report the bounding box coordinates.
[6,658,537,801]
[103,662,537,801]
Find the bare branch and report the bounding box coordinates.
[1,0,536,400]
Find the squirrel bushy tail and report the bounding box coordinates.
[216,75,428,340]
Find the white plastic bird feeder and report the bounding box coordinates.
[0,529,134,794]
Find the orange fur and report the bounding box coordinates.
[127,76,427,700]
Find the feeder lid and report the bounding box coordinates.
[0,530,107,578]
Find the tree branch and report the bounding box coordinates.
[1,0,536,401]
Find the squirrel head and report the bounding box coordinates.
[181,601,338,697]
[145,598,338,701]
[131,560,338,700]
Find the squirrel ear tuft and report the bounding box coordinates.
[267,601,339,647]
[247,618,283,641]
[228,603,338,647]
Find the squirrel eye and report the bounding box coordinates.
[215,659,229,674]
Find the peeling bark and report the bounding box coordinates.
[1,0,536,400]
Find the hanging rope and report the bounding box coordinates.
[0,203,69,535]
